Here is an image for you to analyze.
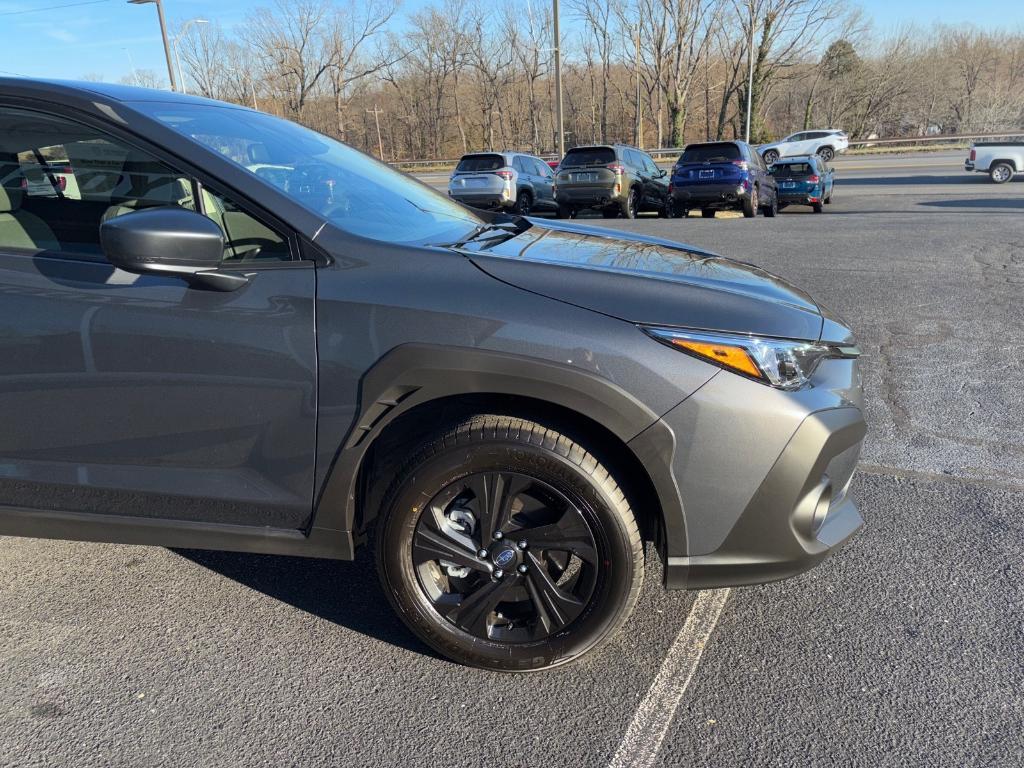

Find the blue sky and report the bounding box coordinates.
[0,0,1018,83]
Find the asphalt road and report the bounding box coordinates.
[2,153,1022,767]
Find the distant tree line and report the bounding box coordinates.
[102,0,1024,160]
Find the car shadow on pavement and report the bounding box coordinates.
[919,197,1024,209]
[172,547,438,658]
[836,174,1016,186]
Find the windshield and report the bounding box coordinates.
[561,147,615,167]
[135,103,482,245]
[680,143,741,163]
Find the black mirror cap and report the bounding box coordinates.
[100,206,224,274]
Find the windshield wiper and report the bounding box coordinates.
[444,221,521,249]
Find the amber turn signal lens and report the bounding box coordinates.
[670,339,764,379]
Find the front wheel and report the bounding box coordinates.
[990,162,1014,184]
[812,201,824,213]
[556,203,576,219]
[376,415,644,671]
[762,192,778,217]
[817,146,835,162]
[763,149,779,165]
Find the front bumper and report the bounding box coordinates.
[629,356,865,590]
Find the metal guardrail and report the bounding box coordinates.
[390,130,1024,170]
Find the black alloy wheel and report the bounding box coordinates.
[376,415,643,671]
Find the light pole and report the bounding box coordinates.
[744,0,755,143]
[367,106,385,161]
[173,18,208,95]
[552,0,565,158]
[128,0,177,91]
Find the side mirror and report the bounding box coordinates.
[657,169,667,178]
[100,207,247,291]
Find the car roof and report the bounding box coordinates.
[0,77,238,108]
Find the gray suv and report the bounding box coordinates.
[555,144,671,218]
[448,151,556,215]
[0,79,866,672]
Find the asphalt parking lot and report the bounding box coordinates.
[2,151,1022,767]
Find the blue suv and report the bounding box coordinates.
[670,140,777,219]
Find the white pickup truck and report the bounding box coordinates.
[964,142,1024,183]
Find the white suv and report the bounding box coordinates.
[758,130,849,164]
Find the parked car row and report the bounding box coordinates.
[448,138,838,219]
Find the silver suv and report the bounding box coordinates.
[448,152,557,215]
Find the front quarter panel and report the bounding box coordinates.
[309,226,721,532]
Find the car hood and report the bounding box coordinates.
[462,220,846,342]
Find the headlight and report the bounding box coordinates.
[644,327,859,390]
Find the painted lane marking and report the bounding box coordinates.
[609,588,732,768]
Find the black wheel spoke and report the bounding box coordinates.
[444,577,516,636]
[525,551,585,631]
[412,526,490,572]
[519,509,598,564]
[467,472,524,543]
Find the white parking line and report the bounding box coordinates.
[609,588,732,768]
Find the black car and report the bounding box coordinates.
[669,140,778,218]
[554,144,671,219]
[0,80,865,672]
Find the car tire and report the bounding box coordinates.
[812,201,824,213]
[601,206,620,219]
[622,187,640,219]
[762,193,778,217]
[375,414,644,672]
[742,185,759,218]
[990,162,1014,184]
[673,203,688,218]
[556,203,574,219]
[763,149,780,165]
[514,191,533,215]
[817,146,835,162]
[701,208,716,218]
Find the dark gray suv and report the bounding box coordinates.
[0,80,866,671]
[554,144,671,219]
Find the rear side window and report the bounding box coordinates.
[680,143,741,163]
[456,154,505,172]
[561,147,616,167]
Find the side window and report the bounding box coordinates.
[642,155,659,175]
[512,156,527,174]
[624,150,640,170]
[532,159,551,178]
[788,133,806,143]
[0,106,289,262]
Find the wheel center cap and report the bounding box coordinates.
[492,547,518,569]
